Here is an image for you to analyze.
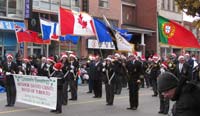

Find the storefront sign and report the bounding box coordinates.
[13,74,57,110]
[88,39,115,50]
[24,0,32,19]
[0,20,25,30]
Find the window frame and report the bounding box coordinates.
[99,0,109,8]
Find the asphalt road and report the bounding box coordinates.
[0,84,172,116]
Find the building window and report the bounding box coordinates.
[172,0,176,12]
[82,0,88,12]
[71,0,79,7]
[6,0,23,19]
[61,0,71,7]
[99,0,109,8]
[8,0,16,14]
[0,0,6,16]
[161,0,165,9]
[167,0,170,10]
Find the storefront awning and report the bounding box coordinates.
[0,20,25,30]
[122,25,155,35]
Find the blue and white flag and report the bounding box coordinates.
[60,35,79,44]
[114,27,133,41]
[102,15,134,52]
[93,18,112,42]
[40,19,60,41]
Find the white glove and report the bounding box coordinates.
[70,65,74,69]
[70,70,74,73]
[102,68,105,72]
[102,62,106,66]
[6,72,11,75]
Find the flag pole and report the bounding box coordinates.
[92,18,103,59]
[46,44,49,57]
[102,15,118,50]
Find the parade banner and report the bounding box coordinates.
[13,74,57,109]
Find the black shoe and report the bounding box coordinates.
[163,112,168,115]
[50,110,56,112]
[93,96,98,98]
[62,103,67,105]
[5,104,14,107]
[106,103,113,106]
[132,107,137,110]
[69,98,77,101]
[158,111,164,114]
[5,104,11,107]
[126,107,133,110]
[87,91,92,93]
[55,111,62,114]
[152,94,157,97]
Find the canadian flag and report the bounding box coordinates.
[59,7,95,36]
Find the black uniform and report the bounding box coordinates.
[62,61,70,105]
[104,62,116,105]
[126,60,142,110]
[2,61,17,107]
[93,60,103,98]
[113,59,123,95]
[87,60,95,93]
[150,61,160,96]
[141,60,150,88]
[68,60,79,100]
[50,71,64,114]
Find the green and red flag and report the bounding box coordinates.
[158,16,200,48]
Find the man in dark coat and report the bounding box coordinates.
[174,55,191,81]
[37,57,48,76]
[157,72,200,116]
[126,54,142,110]
[2,54,17,107]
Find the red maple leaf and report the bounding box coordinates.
[78,14,87,29]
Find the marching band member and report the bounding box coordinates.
[50,62,64,114]
[158,62,170,114]
[86,55,95,93]
[167,53,177,74]
[60,53,70,105]
[150,54,161,97]
[126,53,142,110]
[47,56,56,77]
[68,53,79,100]
[2,54,17,107]
[93,55,103,98]
[112,53,123,95]
[103,57,116,105]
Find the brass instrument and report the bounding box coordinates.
[167,61,176,72]
[145,64,153,74]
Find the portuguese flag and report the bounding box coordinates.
[158,16,200,48]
